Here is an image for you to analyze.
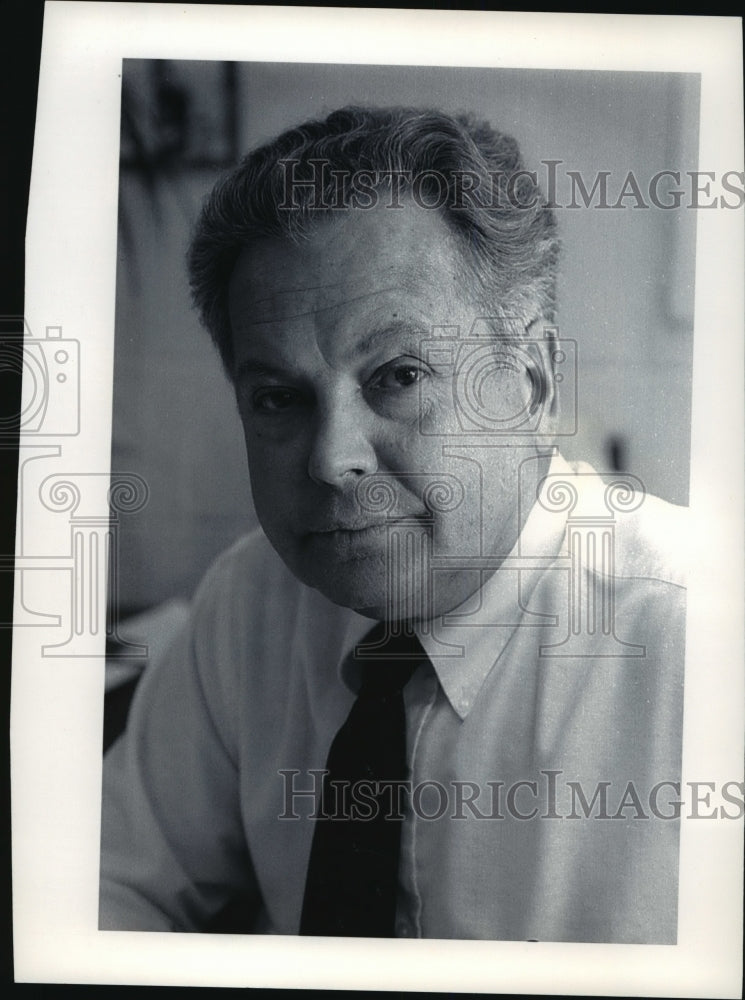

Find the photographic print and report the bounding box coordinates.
[11,5,743,994]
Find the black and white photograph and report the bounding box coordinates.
[102,59,698,943]
[11,4,744,994]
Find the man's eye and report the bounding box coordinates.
[371,361,428,391]
[252,388,300,413]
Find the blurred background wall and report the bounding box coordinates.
[112,61,698,617]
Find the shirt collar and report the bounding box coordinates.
[417,450,574,720]
[338,451,576,718]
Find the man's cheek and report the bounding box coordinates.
[416,385,459,438]
[246,461,293,535]
[246,440,293,491]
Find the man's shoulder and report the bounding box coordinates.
[192,527,303,615]
[199,527,286,581]
[612,490,688,590]
[189,528,366,651]
[561,458,689,590]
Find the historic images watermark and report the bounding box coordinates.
[6,316,149,656]
[278,770,745,822]
[278,159,745,212]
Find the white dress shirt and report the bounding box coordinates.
[100,454,687,942]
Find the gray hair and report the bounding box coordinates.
[187,105,559,377]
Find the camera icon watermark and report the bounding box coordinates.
[0,317,80,439]
[419,321,576,437]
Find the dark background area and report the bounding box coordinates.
[2,0,45,989]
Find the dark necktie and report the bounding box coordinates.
[299,623,427,937]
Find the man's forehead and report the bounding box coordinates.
[228,202,467,326]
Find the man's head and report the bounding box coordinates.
[188,106,561,621]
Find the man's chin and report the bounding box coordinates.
[272,537,432,621]
[311,574,437,624]
[297,565,417,622]
[310,576,396,619]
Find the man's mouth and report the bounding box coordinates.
[310,521,388,535]
[301,514,434,558]
[305,513,431,536]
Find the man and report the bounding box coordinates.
[100,107,686,942]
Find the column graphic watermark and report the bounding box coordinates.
[5,317,150,658]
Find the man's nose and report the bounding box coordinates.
[307,398,378,488]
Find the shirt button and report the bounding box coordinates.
[396,919,412,937]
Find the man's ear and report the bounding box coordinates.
[524,317,560,431]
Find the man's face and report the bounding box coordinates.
[228,200,554,621]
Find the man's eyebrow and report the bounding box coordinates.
[354,318,431,358]
[235,359,293,382]
[235,320,435,383]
